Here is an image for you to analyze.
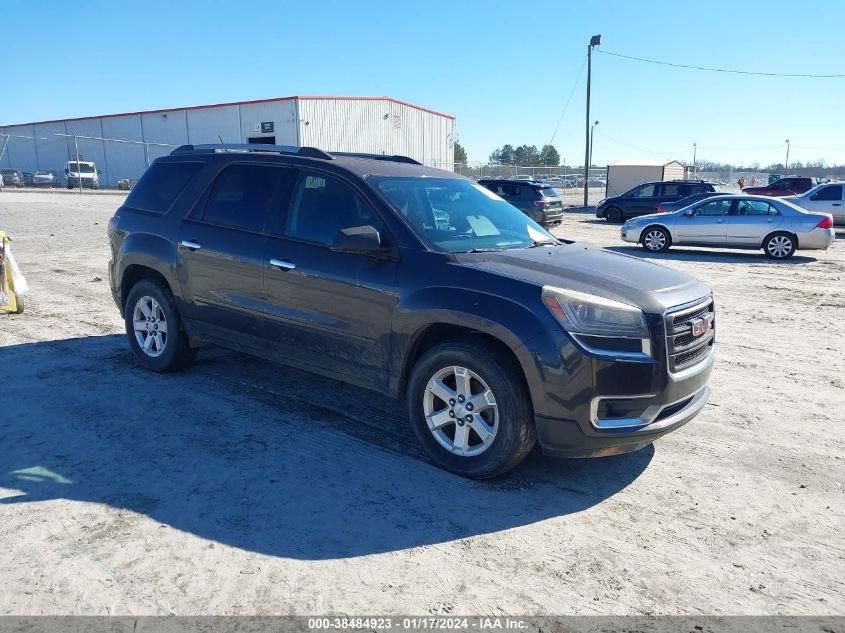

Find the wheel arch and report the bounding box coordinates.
[640,223,673,245]
[761,229,797,250]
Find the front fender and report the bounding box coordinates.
[389,284,552,404]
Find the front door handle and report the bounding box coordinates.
[833,203,842,207]
[180,240,202,250]
[270,258,296,271]
[716,219,724,223]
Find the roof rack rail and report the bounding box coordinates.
[170,144,333,160]
[329,152,422,165]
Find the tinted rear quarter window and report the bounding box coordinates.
[540,187,559,198]
[125,162,203,214]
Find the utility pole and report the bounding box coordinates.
[692,142,697,178]
[784,139,790,172]
[584,34,602,207]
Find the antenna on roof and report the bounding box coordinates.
[217,134,224,144]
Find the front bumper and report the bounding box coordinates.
[522,303,715,458]
[620,224,642,243]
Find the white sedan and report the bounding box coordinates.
[782,182,845,225]
[620,195,835,259]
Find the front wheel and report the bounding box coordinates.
[407,338,536,479]
[124,279,197,372]
[764,232,796,259]
[641,226,671,253]
[604,207,623,223]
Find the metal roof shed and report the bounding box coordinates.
[606,160,685,197]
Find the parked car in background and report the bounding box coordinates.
[21,172,34,186]
[597,180,718,223]
[0,169,23,187]
[742,176,814,197]
[782,182,845,225]
[513,174,534,181]
[656,191,725,214]
[109,144,715,478]
[117,178,140,190]
[478,178,563,225]
[577,178,606,188]
[621,194,834,259]
[33,170,62,188]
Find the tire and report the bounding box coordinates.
[604,207,623,223]
[763,232,796,259]
[641,226,671,253]
[407,337,536,479]
[124,279,197,372]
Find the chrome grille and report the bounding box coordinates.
[665,298,715,373]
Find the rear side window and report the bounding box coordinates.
[688,184,710,194]
[815,185,842,201]
[201,164,294,232]
[125,162,202,214]
[657,184,684,197]
[540,187,559,198]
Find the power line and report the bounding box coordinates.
[595,129,684,156]
[597,49,845,79]
[549,55,587,146]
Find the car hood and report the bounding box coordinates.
[454,243,710,314]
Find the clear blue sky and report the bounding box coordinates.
[4,0,844,167]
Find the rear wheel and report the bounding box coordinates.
[407,338,536,479]
[604,207,623,223]
[763,232,796,259]
[641,226,671,253]
[124,279,197,372]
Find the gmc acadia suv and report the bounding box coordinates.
[108,144,716,478]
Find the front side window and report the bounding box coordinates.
[373,177,555,253]
[286,172,383,246]
[202,164,293,232]
[631,184,656,198]
[736,200,778,216]
[696,199,733,216]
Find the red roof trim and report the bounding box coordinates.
[1,96,455,128]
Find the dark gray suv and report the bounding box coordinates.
[108,144,715,478]
[597,180,718,223]
[477,179,564,225]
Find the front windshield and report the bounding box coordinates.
[69,163,95,173]
[372,177,557,253]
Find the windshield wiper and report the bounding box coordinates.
[467,247,508,253]
[525,239,561,248]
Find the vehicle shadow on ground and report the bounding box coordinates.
[0,335,652,560]
[605,245,818,264]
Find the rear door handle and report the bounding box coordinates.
[269,258,296,271]
[833,203,842,206]
[180,240,202,250]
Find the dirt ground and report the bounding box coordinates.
[0,190,843,616]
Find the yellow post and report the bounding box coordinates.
[0,230,21,314]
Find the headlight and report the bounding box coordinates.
[542,286,649,338]
[597,198,607,207]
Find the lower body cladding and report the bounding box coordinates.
[523,308,715,458]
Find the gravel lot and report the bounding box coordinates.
[1,190,843,615]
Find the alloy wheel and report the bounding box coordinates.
[643,229,667,251]
[423,366,499,457]
[132,295,168,358]
[767,235,793,258]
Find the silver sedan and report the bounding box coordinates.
[620,195,835,259]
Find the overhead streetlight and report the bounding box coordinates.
[584,34,602,207]
[589,121,599,171]
[784,139,790,172]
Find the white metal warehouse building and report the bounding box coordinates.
[0,96,455,187]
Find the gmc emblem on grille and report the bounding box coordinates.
[689,314,714,337]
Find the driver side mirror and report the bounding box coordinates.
[331,225,393,257]
[684,209,696,217]
[810,193,819,201]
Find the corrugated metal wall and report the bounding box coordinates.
[297,98,454,170]
[1,98,455,185]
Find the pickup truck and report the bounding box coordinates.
[742,176,814,197]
